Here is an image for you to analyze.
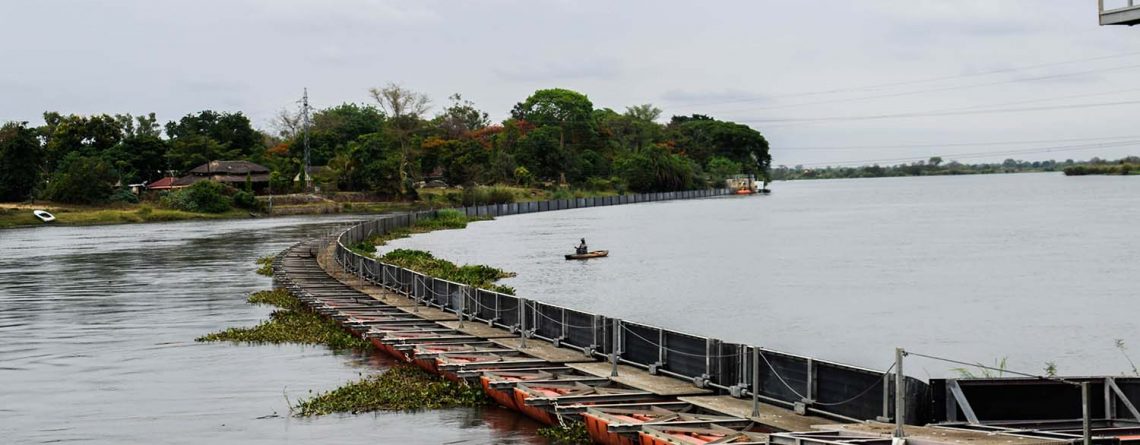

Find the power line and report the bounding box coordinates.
[672,50,1140,109]
[790,139,1140,167]
[777,134,1140,151]
[741,98,1140,125]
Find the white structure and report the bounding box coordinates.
[1100,0,1140,25]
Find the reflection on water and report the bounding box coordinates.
[0,216,543,444]
[387,173,1140,377]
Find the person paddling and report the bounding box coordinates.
[576,238,588,255]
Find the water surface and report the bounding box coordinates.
[387,173,1140,378]
[0,216,543,444]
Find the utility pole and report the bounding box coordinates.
[301,88,312,192]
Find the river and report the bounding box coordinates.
[386,173,1140,379]
[0,216,543,444]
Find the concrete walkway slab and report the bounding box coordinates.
[568,362,712,397]
[678,395,832,433]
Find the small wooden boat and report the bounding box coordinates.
[566,250,608,260]
[32,210,55,223]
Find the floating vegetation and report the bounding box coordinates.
[196,289,370,351]
[351,209,489,254]
[380,249,516,295]
[293,365,488,416]
[537,422,591,444]
[255,255,274,276]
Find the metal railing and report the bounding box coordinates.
[328,188,930,423]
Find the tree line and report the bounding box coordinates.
[769,157,1129,181]
[0,85,771,204]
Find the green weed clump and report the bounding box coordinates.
[537,422,591,444]
[293,365,488,415]
[196,289,370,351]
[380,249,516,295]
[255,255,274,277]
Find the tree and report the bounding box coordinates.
[510,88,597,180]
[625,104,662,122]
[369,83,430,196]
[46,152,117,204]
[165,111,262,171]
[706,156,743,183]
[666,115,770,179]
[928,156,943,168]
[434,94,489,138]
[0,122,43,201]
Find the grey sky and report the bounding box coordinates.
[2,0,1139,166]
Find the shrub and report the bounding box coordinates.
[233,190,259,210]
[46,153,117,204]
[110,188,140,204]
[162,181,232,213]
[461,186,515,206]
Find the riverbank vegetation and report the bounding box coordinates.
[0,86,770,213]
[772,156,1140,181]
[196,289,371,351]
[537,423,591,444]
[292,365,487,416]
[378,249,516,295]
[1063,159,1140,176]
[255,256,274,277]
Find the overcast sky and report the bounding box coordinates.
[3,0,1140,166]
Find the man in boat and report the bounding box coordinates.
[576,238,587,255]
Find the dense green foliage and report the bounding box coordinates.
[196,289,371,351]
[0,122,43,201]
[161,181,233,213]
[293,365,488,415]
[3,86,768,204]
[379,249,516,295]
[46,152,118,204]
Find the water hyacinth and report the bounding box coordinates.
[255,255,274,276]
[196,289,371,351]
[537,422,591,444]
[380,249,516,295]
[293,365,488,416]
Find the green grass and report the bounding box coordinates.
[293,365,488,415]
[196,289,371,351]
[0,204,248,229]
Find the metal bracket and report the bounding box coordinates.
[648,361,663,375]
[947,379,981,425]
[1107,377,1140,421]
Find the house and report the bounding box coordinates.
[168,160,272,193]
[145,176,178,191]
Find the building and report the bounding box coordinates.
[151,160,272,193]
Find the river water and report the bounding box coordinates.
[386,173,1140,379]
[0,216,543,444]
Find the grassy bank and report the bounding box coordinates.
[196,289,371,351]
[293,365,488,416]
[0,204,248,229]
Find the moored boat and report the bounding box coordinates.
[32,210,55,223]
